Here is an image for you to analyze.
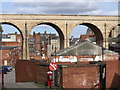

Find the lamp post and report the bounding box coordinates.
[0,24,3,62]
[0,25,3,47]
[0,24,4,89]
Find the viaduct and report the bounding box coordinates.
[0,14,119,59]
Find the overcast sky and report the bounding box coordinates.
[0,0,119,15]
[0,0,119,38]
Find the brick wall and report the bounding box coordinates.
[15,59,120,89]
[36,65,49,84]
[16,60,40,82]
[35,62,105,89]
[60,64,101,88]
[105,60,120,88]
[16,60,49,83]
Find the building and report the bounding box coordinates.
[1,46,19,67]
[1,31,60,60]
[2,32,22,58]
[69,36,79,46]
[28,31,60,59]
[80,28,96,43]
[1,32,22,67]
[51,40,120,88]
[70,28,96,46]
[52,40,119,62]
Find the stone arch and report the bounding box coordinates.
[108,26,116,38]
[108,24,120,38]
[0,22,24,39]
[31,22,65,50]
[70,23,103,46]
[0,22,24,58]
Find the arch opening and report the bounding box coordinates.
[70,23,103,46]
[29,22,64,59]
[0,22,23,66]
[38,22,64,50]
[108,25,120,54]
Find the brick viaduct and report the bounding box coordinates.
[0,14,119,59]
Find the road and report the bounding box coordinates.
[4,69,40,88]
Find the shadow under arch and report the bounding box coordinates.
[80,23,103,46]
[0,22,24,58]
[32,22,65,50]
[108,24,120,38]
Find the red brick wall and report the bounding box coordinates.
[61,65,100,88]
[16,60,39,82]
[15,60,49,82]
[59,60,120,88]
[36,65,49,84]
[105,60,120,88]
[15,59,120,89]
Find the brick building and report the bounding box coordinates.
[1,46,19,67]
[28,31,60,59]
[70,28,96,46]
[1,31,60,61]
[51,40,120,88]
[1,32,22,67]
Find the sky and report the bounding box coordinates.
[0,0,119,38]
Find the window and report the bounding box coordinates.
[29,38,34,42]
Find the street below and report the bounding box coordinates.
[4,69,40,88]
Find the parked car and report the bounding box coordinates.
[2,65,13,73]
[2,66,9,74]
[6,65,12,71]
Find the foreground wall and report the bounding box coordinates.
[15,60,48,82]
[36,63,49,84]
[60,64,102,88]
[15,59,120,88]
[105,60,120,88]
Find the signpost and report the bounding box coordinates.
[49,63,58,87]
[49,63,58,71]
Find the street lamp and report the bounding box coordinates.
[0,24,3,60]
[0,25,3,47]
[0,24,4,89]
[0,25,3,64]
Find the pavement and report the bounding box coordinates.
[4,69,40,88]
